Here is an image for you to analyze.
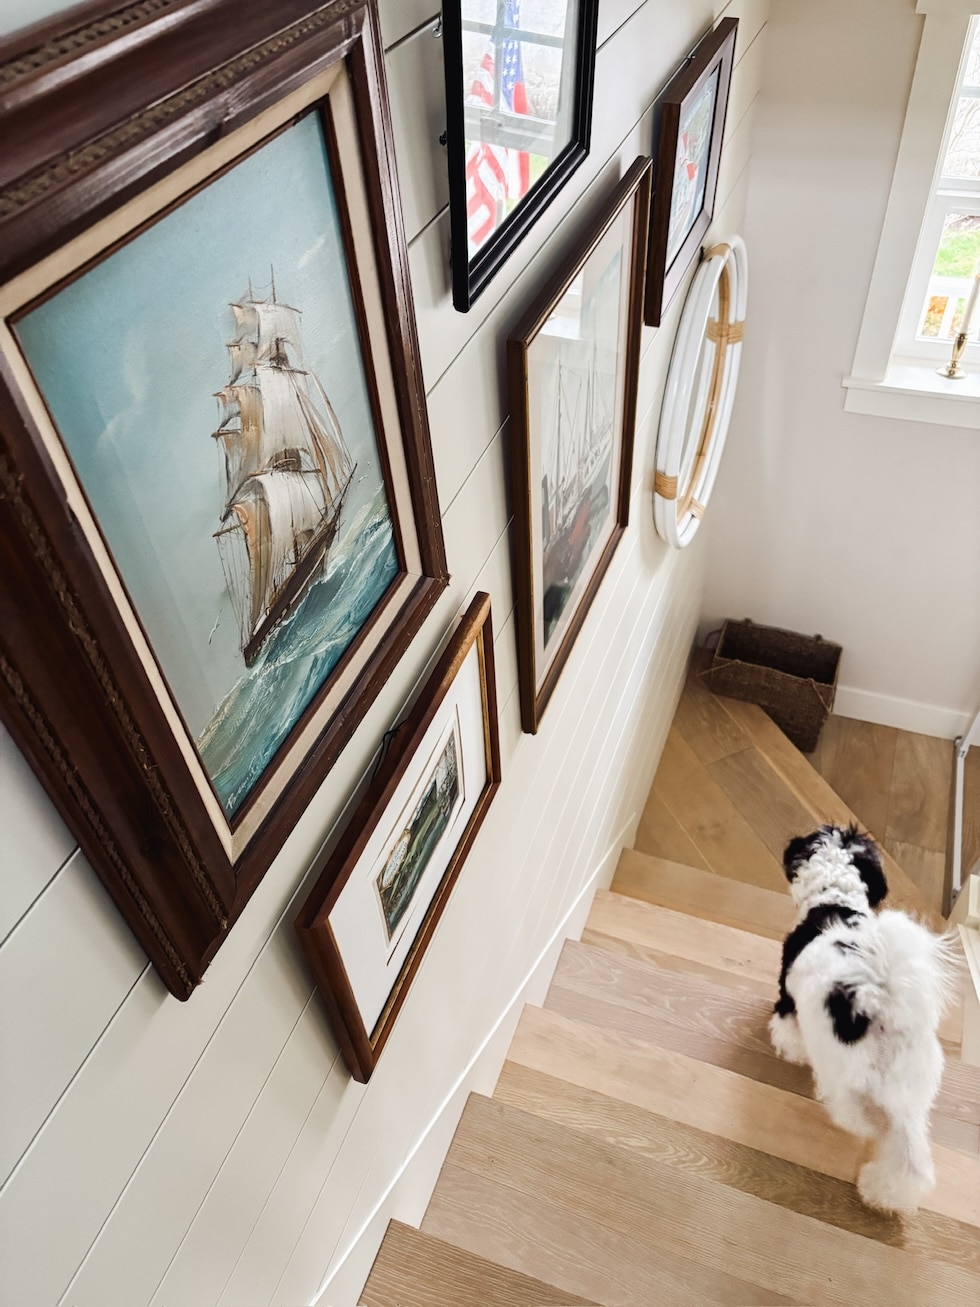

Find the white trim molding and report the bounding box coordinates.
[833,683,975,740]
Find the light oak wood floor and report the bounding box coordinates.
[805,715,974,917]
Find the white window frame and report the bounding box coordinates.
[843,1,980,429]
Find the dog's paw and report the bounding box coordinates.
[857,1158,932,1215]
[768,1011,808,1065]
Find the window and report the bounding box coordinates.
[893,16,980,366]
[844,2,980,428]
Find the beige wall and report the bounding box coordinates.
[0,3,768,1304]
[701,0,980,738]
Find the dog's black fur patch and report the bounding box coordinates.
[774,903,862,1017]
[825,984,871,1043]
[781,830,824,882]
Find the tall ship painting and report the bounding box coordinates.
[541,351,613,638]
[212,276,356,665]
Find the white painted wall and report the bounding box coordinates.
[0,2,769,1304]
[700,0,980,740]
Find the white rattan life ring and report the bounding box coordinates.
[653,235,747,548]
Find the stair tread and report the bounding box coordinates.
[548,938,978,1155]
[427,1092,980,1306]
[359,1220,598,1307]
[611,847,794,939]
[494,1061,980,1277]
[505,1003,980,1228]
[586,890,964,1049]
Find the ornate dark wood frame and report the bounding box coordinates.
[644,16,738,327]
[442,0,599,313]
[295,591,501,1082]
[507,157,651,734]
[0,0,448,1000]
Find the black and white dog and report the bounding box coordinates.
[769,824,958,1214]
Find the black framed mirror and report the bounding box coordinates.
[442,0,600,312]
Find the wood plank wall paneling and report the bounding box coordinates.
[0,723,74,942]
[0,2,770,1305]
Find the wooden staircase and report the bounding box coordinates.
[359,675,980,1306]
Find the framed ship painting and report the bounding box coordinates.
[296,592,501,1082]
[508,157,651,733]
[644,17,737,327]
[0,0,448,999]
[442,0,600,312]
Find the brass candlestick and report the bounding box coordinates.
[938,329,970,379]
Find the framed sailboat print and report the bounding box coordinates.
[296,592,501,1082]
[0,0,448,999]
[507,157,651,733]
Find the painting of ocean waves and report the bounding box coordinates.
[198,486,397,816]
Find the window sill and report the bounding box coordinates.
[842,362,980,428]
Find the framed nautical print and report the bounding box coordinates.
[442,0,600,312]
[644,17,737,327]
[0,0,448,999]
[295,592,501,1082]
[508,157,651,733]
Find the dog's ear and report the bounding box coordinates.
[782,833,817,882]
[841,825,888,906]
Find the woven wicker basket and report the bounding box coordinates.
[700,618,841,753]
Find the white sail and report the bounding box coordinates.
[214,277,357,661]
[221,470,329,639]
[230,299,303,362]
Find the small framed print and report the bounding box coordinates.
[295,593,501,1082]
[508,157,652,733]
[442,0,599,312]
[645,17,738,327]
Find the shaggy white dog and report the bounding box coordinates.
[769,824,958,1214]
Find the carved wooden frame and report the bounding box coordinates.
[0,0,448,998]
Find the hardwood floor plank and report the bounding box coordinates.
[587,891,782,989]
[704,699,943,929]
[580,925,777,1002]
[506,1005,980,1229]
[547,940,976,1156]
[424,1161,795,1307]
[884,839,947,918]
[494,1062,980,1277]
[887,732,954,854]
[806,716,898,841]
[611,848,793,939]
[710,697,854,826]
[673,671,752,765]
[708,746,820,863]
[360,1221,599,1307]
[634,787,711,869]
[548,939,814,1099]
[646,728,785,890]
[440,1094,980,1306]
[586,892,963,1048]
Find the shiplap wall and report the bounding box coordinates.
[0,2,770,1304]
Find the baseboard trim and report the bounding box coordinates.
[312,820,633,1305]
[833,685,973,740]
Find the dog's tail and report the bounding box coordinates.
[873,912,960,1029]
[829,912,960,1041]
